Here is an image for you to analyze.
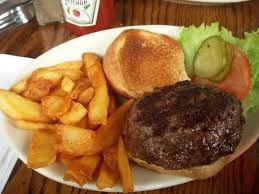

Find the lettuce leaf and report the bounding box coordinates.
[178,23,259,117]
[178,22,239,76]
[238,31,259,116]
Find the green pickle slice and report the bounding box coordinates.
[209,43,234,82]
[193,36,227,78]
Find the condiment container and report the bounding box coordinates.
[60,0,114,35]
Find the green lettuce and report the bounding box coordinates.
[178,22,239,76]
[238,30,259,116]
[178,23,259,117]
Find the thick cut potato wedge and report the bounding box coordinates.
[64,169,85,186]
[56,125,96,156]
[96,162,119,189]
[64,154,101,186]
[0,89,50,122]
[2,59,136,190]
[102,143,118,172]
[13,120,56,131]
[46,61,82,71]
[58,153,76,166]
[54,69,84,81]
[31,69,62,85]
[82,53,109,125]
[118,137,134,193]
[60,99,133,156]
[61,76,75,93]
[76,116,88,129]
[10,76,29,94]
[94,99,134,150]
[83,99,134,155]
[27,129,58,168]
[85,117,99,130]
[59,102,87,125]
[23,79,54,102]
[50,86,68,97]
[41,96,72,120]
[76,87,94,106]
[70,78,91,99]
[32,67,83,83]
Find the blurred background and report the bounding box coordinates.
[0,0,257,37]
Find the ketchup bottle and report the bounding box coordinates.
[60,0,114,36]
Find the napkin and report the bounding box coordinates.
[0,54,33,193]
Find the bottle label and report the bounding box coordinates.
[61,0,100,27]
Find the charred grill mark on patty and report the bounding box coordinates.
[124,81,244,170]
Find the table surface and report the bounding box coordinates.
[1,0,259,194]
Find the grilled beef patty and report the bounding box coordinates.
[124,81,244,170]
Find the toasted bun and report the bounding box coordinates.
[129,142,248,180]
[129,154,227,179]
[103,29,189,98]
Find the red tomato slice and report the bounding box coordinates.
[192,48,251,100]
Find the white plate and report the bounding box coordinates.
[1,25,259,192]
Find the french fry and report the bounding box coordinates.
[56,125,96,156]
[59,102,87,125]
[61,76,75,93]
[64,168,85,186]
[31,69,62,85]
[94,99,134,151]
[70,78,91,99]
[58,153,76,166]
[23,79,54,101]
[10,76,29,94]
[96,162,119,189]
[0,89,50,122]
[85,116,99,130]
[13,120,56,131]
[84,99,134,155]
[46,61,82,71]
[76,87,94,106]
[82,53,109,125]
[27,129,58,168]
[32,67,83,83]
[1,58,137,190]
[108,91,117,116]
[41,96,72,120]
[54,69,84,81]
[76,116,88,128]
[118,137,134,193]
[102,143,118,172]
[64,154,101,186]
[50,86,68,97]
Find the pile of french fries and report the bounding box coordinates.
[0,53,134,192]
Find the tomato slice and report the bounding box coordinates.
[192,48,251,100]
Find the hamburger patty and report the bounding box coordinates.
[124,81,245,170]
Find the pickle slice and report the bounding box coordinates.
[193,36,227,78]
[209,43,234,82]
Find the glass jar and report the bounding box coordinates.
[60,0,114,36]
